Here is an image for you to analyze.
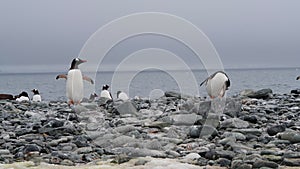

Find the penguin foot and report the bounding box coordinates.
[68,100,74,105]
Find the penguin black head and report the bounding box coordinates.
[297,76,300,80]
[19,91,29,98]
[70,58,87,69]
[102,84,110,90]
[89,92,98,100]
[31,89,40,95]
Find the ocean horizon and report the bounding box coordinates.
[1,67,300,101]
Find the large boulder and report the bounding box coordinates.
[241,88,273,99]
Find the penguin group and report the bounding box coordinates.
[0,89,42,102]
[4,57,300,105]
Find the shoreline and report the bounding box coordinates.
[1,89,300,168]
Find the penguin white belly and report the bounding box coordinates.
[100,90,112,99]
[206,73,228,98]
[66,69,83,104]
[33,95,42,102]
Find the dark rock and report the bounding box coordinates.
[267,124,286,136]
[216,158,231,167]
[241,115,258,123]
[252,159,279,168]
[189,126,201,138]
[245,88,273,99]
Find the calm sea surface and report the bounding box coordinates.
[1,68,300,101]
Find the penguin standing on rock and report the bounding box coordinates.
[31,89,42,102]
[56,58,94,105]
[100,84,113,100]
[200,71,230,99]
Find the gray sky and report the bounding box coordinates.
[1,0,300,73]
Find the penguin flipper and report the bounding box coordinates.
[56,74,67,80]
[200,77,209,86]
[83,76,94,84]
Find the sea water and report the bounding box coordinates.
[0,68,300,101]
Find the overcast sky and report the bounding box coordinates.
[1,0,300,73]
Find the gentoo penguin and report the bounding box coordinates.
[31,89,42,102]
[89,92,98,102]
[297,76,300,80]
[117,91,129,101]
[100,84,113,100]
[200,71,230,99]
[56,58,94,105]
[16,91,30,102]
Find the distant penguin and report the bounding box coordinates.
[117,91,129,101]
[200,71,230,99]
[100,84,113,100]
[297,76,300,80]
[31,89,42,102]
[56,58,94,105]
[16,91,30,102]
[89,92,98,102]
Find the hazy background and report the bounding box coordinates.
[1,0,300,73]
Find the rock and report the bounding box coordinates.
[232,128,262,136]
[116,101,138,116]
[199,125,218,138]
[171,113,201,126]
[145,140,162,150]
[223,98,242,117]
[231,160,252,169]
[283,158,300,166]
[241,115,258,123]
[189,126,201,138]
[245,88,273,99]
[252,159,279,168]
[134,158,149,166]
[76,147,93,154]
[112,135,136,147]
[216,158,231,167]
[240,89,255,96]
[267,124,286,136]
[0,149,10,155]
[222,132,246,141]
[60,159,74,166]
[184,153,201,160]
[221,118,249,129]
[164,91,192,99]
[279,131,300,143]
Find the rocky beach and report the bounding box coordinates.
[1,89,300,169]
